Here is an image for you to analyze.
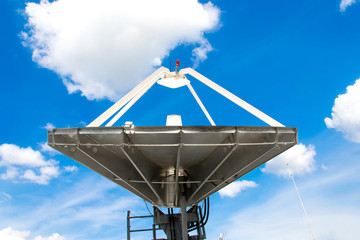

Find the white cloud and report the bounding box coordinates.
[261,144,316,178]
[340,0,357,11]
[39,142,58,155]
[2,192,12,199]
[0,144,59,184]
[0,175,140,240]
[0,228,65,240]
[321,164,328,171]
[43,123,55,130]
[192,38,213,68]
[78,121,87,127]
[1,166,19,180]
[219,180,258,198]
[0,227,30,240]
[0,144,48,168]
[22,166,59,185]
[22,0,221,101]
[0,192,12,204]
[33,233,65,240]
[325,79,360,143]
[63,166,78,172]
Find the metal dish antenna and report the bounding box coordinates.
[48,62,297,240]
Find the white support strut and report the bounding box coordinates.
[187,84,216,126]
[88,67,169,127]
[106,77,158,127]
[88,66,284,127]
[180,68,284,127]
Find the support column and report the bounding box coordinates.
[127,210,130,240]
[152,224,157,240]
[180,196,188,240]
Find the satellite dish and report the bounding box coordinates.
[47,63,297,240]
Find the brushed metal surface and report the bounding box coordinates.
[48,126,297,207]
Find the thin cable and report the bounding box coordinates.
[287,164,316,240]
[143,199,153,216]
[201,198,207,220]
[188,197,210,232]
[203,197,210,226]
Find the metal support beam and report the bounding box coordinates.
[199,145,278,200]
[121,147,165,206]
[75,146,154,204]
[180,68,284,127]
[188,144,238,203]
[173,131,183,206]
[180,196,188,240]
[152,224,157,240]
[81,134,158,204]
[127,211,131,240]
[51,141,295,147]
[127,210,161,240]
[88,67,169,127]
[88,66,284,128]
[187,84,215,126]
[106,77,158,126]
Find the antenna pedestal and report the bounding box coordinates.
[126,204,206,240]
[153,205,206,240]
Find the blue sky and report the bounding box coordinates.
[1,0,360,239]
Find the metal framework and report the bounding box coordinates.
[127,211,160,239]
[127,206,206,240]
[48,126,297,208]
[87,66,284,128]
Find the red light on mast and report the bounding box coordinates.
[176,60,180,67]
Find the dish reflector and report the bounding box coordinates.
[48,126,297,207]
